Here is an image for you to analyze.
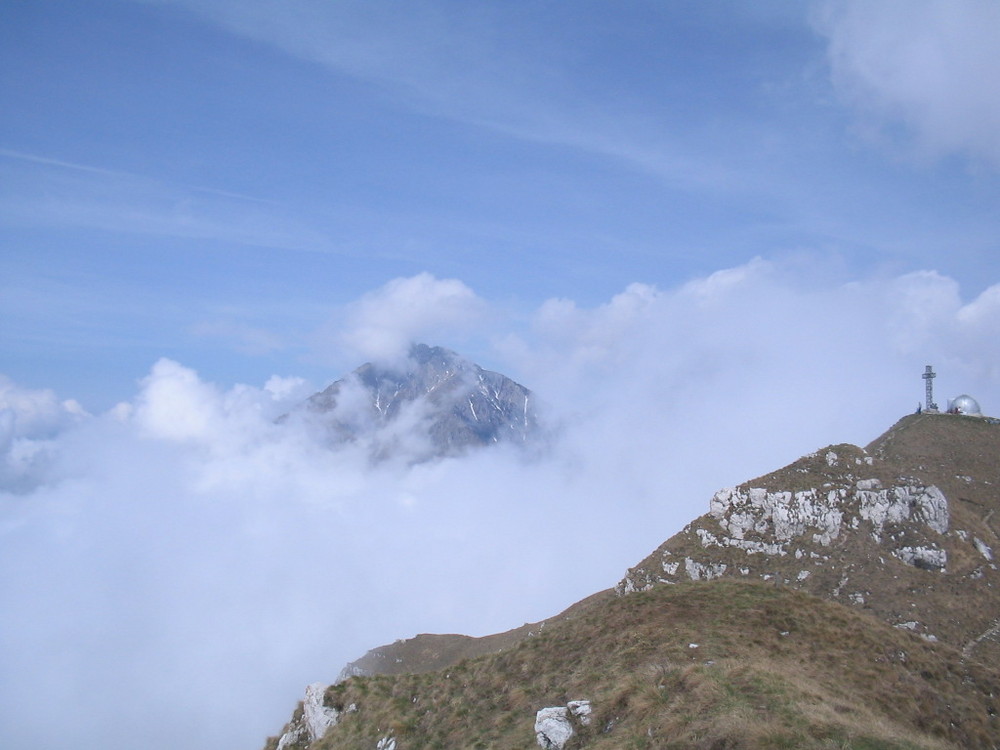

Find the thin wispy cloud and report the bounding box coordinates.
[0,147,141,178]
[0,147,280,205]
[0,149,335,253]
[136,0,752,192]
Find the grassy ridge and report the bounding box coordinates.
[269,580,999,749]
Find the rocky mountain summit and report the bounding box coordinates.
[619,412,1000,663]
[264,412,1000,749]
[292,344,538,461]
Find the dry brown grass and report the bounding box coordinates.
[278,580,1000,750]
[621,413,1000,668]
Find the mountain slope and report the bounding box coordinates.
[618,413,1000,663]
[293,344,538,461]
[267,581,999,749]
[337,591,614,682]
[262,412,1000,749]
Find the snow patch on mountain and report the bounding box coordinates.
[290,344,539,462]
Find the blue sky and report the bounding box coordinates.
[3,0,999,410]
[3,3,1000,750]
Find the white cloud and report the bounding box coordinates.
[816,0,1000,167]
[333,273,488,364]
[957,283,1000,345]
[2,261,1000,750]
[0,377,87,493]
[134,359,226,441]
[0,376,87,438]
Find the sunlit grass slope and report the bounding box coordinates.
[268,580,999,750]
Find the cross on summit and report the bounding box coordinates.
[922,365,937,412]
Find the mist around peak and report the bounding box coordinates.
[2,263,1000,750]
[289,343,539,464]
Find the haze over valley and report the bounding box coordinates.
[2,2,1000,749]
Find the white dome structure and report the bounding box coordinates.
[948,394,982,415]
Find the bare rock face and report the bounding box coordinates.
[697,480,950,567]
[291,344,538,462]
[275,683,339,750]
[535,700,591,749]
[535,707,574,750]
[617,414,1000,663]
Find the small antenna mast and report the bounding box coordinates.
[922,365,937,411]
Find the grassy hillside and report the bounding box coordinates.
[619,414,1000,664]
[267,580,1000,750]
[339,591,614,680]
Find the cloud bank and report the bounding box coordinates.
[333,273,487,365]
[816,0,1000,167]
[3,262,1000,750]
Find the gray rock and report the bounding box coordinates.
[292,344,538,462]
[535,707,574,749]
[535,700,592,749]
[276,683,338,750]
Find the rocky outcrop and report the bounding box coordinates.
[535,700,592,749]
[703,480,949,563]
[619,473,953,597]
[274,683,340,750]
[616,416,1000,664]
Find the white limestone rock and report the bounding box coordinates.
[618,574,653,594]
[710,486,845,549]
[662,560,680,576]
[685,557,727,581]
[893,545,947,571]
[535,701,592,749]
[275,728,304,750]
[709,483,948,557]
[276,683,339,750]
[857,485,949,534]
[304,683,339,740]
[620,473,953,595]
[975,537,994,561]
[568,700,592,725]
[535,707,574,749]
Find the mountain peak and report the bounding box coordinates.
[295,344,538,461]
[406,342,455,365]
[618,412,1000,659]
[866,411,1000,476]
